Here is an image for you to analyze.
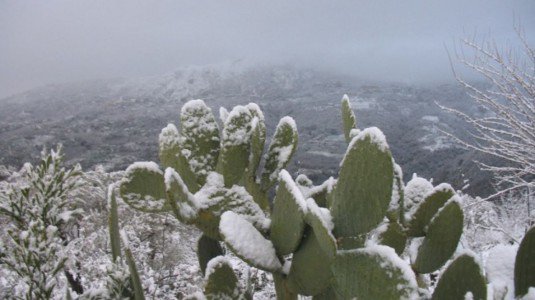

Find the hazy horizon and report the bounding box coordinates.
[1,0,534,98]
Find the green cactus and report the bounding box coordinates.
[180,100,220,186]
[219,211,282,272]
[376,221,407,256]
[412,199,463,273]
[260,116,298,191]
[287,229,334,296]
[107,187,145,300]
[432,253,487,300]
[341,94,357,143]
[332,246,418,299]
[407,183,455,237]
[120,162,170,213]
[203,256,240,299]
[515,226,535,298]
[159,124,199,192]
[270,170,307,255]
[331,127,394,238]
[122,231,145,300]
[118,97,472,299]
[217,105,253,187]
[108,185,122,262]
[197,235,225,276]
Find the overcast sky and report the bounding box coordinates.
[1,0,534,98]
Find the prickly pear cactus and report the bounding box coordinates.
[118,96,470,299]
[515,226,535,298]
[432,253,487,300]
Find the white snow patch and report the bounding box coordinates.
[164,168,198,220]
[264,117,297,182]
[159,123,180,147]
[204,255,231,280]
[521,288,535,300]
[279,170,307,213]
[125,161,163,176]
[341,127,389,167]
[219,107,229,123]
[464,291,473,300]
[220,211,282,272]
[404,174,434,217]
[120,230,131,250]
[245,103,265,122]
[306,198,334,231]
[485,244,518,300]
[222,105,253,146]
[422,115,439,123]
[195,172,270,231]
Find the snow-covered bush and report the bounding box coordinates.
[118,96,506,299]
[0,146,82,299]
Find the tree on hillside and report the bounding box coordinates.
[441,26,534,225]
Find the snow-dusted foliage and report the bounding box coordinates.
[0,146,82,299]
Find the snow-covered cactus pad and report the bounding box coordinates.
[159,123,199,192]
[341,94,357,143]
[412,198,463,273]
[432,253,487,300]
[219,211,281,272]
[332,246,418,299]
[515,226,535,298]
[331,127,394,239]
[260,116,298,191]
[120,162,170,213]
[287,227,334,296]
[203,256,241,299]
[218,105,253,187]
[270,170,307,255]
[407,183,456,237]
[180,100,220,186]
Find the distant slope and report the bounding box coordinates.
[0,64,495,196]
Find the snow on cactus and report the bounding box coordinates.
[219,211,281,272]
[112,97,486,299]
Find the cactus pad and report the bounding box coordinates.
[287,229,334,296]
[432,253,487,300]
[119,162,170,213]
[180,100,220,185]
[331,127,394,237]
[515,226,535,298]
[377,221,407,256]
[305,198,337,259]
[246,103,266,177]
[332,245,418,300]
[261,117,298,191]
[159,124,199,192]
[413,199,463,273]
[218,105,253,187]
[219,211,281,272]
[204,256,240,299]
[195,173,269,239]
[108,186,121,261]
[341,94,357,143]
[165,168,198,224]
[407,183,455,237]
[270,170,307,255]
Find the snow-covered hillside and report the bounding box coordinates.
[0,64,495,196]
